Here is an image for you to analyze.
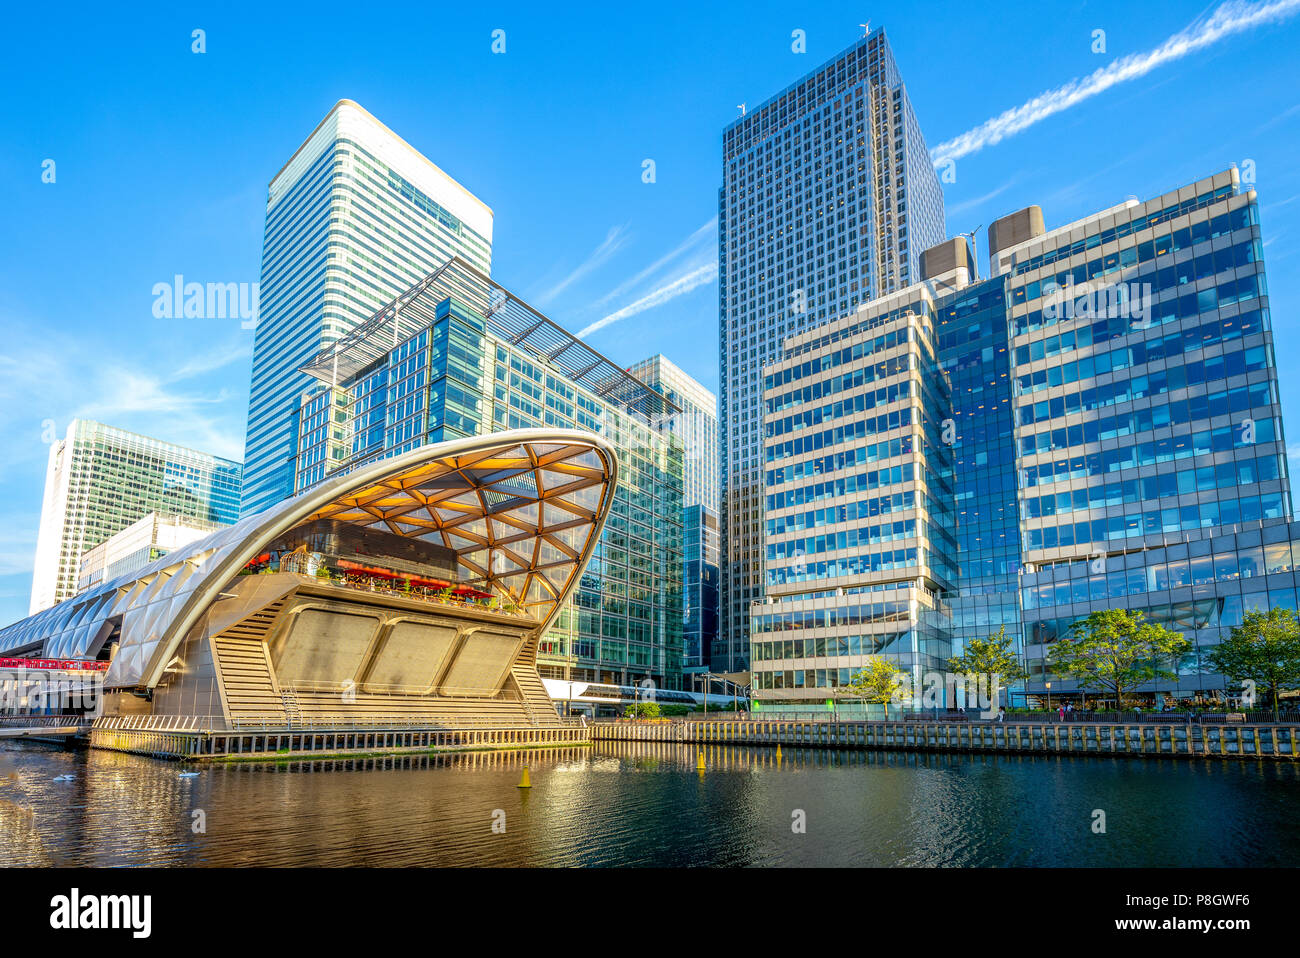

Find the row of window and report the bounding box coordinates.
[1023,419,1280,487]
[1023,453,1281,518]
[766,380,910,437]
[1023,491,1287,552]
[1018,381,1274,454]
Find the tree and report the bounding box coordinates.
[1206,607,1300,721]
[1047,609,1189,708]
[840,658,909,705]
[947,626,1029,709]
[623,701,661,719]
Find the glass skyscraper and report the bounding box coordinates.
[719,28,945,672]
[753,166,1296,709]
[627,354,720,672]
[242,99,493,517]
[29,420,242,613]
[1001,168,1291,704]
[293,259,686,690]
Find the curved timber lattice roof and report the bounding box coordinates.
[0,430,617,691]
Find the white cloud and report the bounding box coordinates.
[0,330,248,469]
[931,0,1300,163]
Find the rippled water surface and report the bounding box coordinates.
[2,740,1297,866]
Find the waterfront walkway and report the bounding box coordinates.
[593,718,1300,760]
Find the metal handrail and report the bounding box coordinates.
[0,714,93,728]
[92,711,588,733]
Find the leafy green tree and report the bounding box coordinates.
[841,658,909,705]
[1206,607,1300,721]
[947,626,1029,708]
[1048,609,1189,708]
[623,701,661,719]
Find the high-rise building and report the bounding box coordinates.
[627,354,720,672]
[626,354,719,513]
[683,504,721,674]
[999,168,1291,704]
[753,167,1297,709]
[29,420,242,613]
[719,28,945,672]
[293,258,686,689]
[241,99,493,517]
[928,241,1025,683]
[752,280,957,704]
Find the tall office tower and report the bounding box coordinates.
[627,354,720,672]
[294,259,685,689]
[682,504,721,673]
[751,283,956,705]
[626,355,719,512]
[28,421,242,614]
[1000,168,1295,704]
[719,28,945,672]
[241,99,492,517]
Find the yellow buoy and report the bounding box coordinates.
[775,744,783,760]
[518,765,532,788]
[696,751,706,771]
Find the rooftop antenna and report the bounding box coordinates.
[860,21,871,37]
[737,103,746,116]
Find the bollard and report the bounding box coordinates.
[518,765,532,788]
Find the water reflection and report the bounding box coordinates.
[1,740,1297,867]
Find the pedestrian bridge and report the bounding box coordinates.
[0,716,92,738]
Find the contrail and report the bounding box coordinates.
[535,225,629,306]
[591,218,717,310]
[931,0,1300,163]
[577,262,718,338]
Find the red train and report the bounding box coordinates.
[0,658,109,672]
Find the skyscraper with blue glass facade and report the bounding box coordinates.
[719,28,945,674]
[626,354,720,673]
[241,100,492,517]
[1001,168,1291,705]
[754,166,1295,709]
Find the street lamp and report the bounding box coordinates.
[1046,681,1053,719]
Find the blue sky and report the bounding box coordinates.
[1,0,1299,627]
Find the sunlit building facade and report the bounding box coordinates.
[242,99,492,516]
[1003,168,1293,703]
[753,167,1296,707]
[751,283,956,704]
[29,420,241,614]
[719,27,945,673]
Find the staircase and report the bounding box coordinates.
[281,688,302,728]
[211,598,289,725]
